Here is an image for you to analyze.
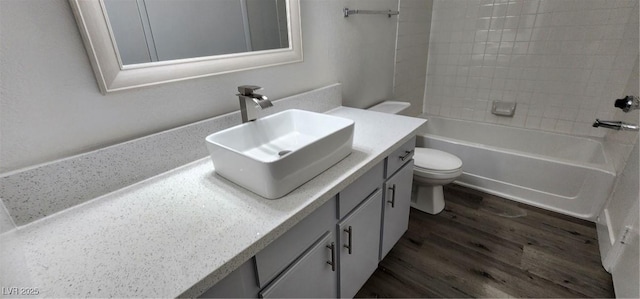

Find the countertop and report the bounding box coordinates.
[0,107,426,298]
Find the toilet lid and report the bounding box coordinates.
[414,148,462,171]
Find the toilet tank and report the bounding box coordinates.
[367,101,411,115]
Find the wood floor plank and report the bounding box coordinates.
[448,187,603,264]
[445,184,599,240]
[419,233,588,298]
[357,184,615,298]
[445,194,605,273]
[391,237,517,298]
[443,199,603,268]
[410,209,524,267]
[445,185,598,240]
[521,245,615,297]
[357,248,473,298]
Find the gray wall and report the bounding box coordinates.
[393,0,433,116]
[0,0,399,173]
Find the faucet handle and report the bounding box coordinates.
[237,85,263,95]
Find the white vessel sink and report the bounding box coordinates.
[205,109,354,199]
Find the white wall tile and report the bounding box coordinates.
[425,0,638,143]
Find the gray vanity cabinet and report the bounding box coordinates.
[338,189,383,298]
[201,137,417,298]
[260,231,338,298]
[198,258,260,298]
[255,198,337,288]
[380,159,414,260]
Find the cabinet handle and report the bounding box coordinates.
[399,149,413,161]
[387,184,396,208]
[326,242,336,272]
[343,226,353,254]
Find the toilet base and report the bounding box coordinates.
[411,184,445,214]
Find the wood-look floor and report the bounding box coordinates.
[356,184,614,298]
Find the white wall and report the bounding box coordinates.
[596,53,639,297]
[596,139,639,297]
[393,0,433,116]
[424,0,638,140]
[0,0,398,174]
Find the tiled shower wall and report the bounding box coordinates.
[605,56,639,172]
[424,0,639,138]
[393,0,433,116]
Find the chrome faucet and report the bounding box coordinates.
[593,119,639,131]
[237,85,273,123]
[614,95,640,113]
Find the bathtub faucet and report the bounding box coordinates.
[614,95,640,112]
[592,119,639,131]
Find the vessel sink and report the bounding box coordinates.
[205,109,354,199]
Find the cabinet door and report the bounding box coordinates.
[255,197,337,288]
[199,258,259,298]
[338,190,382,298]
[260,231,338,298]
[381,160,414,260]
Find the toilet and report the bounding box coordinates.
[367,101,463,215]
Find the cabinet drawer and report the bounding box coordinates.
[385,136,416,179]
[338,161,384,219]
[260,231,337,298]
[255,197,337,288]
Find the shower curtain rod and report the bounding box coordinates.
[343,8,400,18]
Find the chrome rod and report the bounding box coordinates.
[344,8,399,18]
[593,119,639,131]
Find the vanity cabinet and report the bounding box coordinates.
[338,189,383,298]
[380,159,414,260]
[202,137,416,298]
[256,197,338,298]
[255,198,337,288]
[260,232,338,298]
[198,258,260,298]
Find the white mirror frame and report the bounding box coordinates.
[69,0,303,94]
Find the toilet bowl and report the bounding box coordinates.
[412,148,462,214]
[367,100,463,215]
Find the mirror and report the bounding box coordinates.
[69,0,302,94]
[103,0,290,65]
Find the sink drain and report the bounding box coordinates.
[278,150,292,157]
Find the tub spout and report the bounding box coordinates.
[592,119,639,131]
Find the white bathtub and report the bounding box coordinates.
[416,115,616,221]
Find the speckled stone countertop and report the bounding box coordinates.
[0,107,426,298]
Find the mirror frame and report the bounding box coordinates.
[69,0,303,94]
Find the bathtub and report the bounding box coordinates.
[416,115,616,221]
